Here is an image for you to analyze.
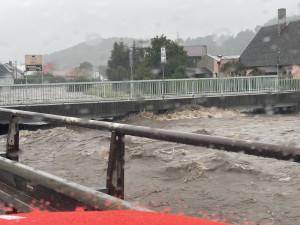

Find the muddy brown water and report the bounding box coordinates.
[0,108,299,225]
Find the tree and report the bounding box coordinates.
[78,61,93,77]
[171,66,188,79]
[133,64,153,80]
[79,61,93,70]
[221,61,246,77]
[106,41,130,81]
[106,36,194,81]
[141,35,194,79]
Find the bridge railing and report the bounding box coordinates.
[0,77,14,86]
[1,76,300,106]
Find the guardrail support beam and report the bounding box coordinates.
[6,115,19,161]
[106,131,125,199]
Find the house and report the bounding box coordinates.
[0,63,13,85]
[183,45,210,78]
[0,61,24,79]
[183,45,207,63]
[42,63,55,75]
[197,54,240,77]
[239,8,300,77]
[63,66,78,77]
[0,63,10,77]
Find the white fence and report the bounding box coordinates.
[0,76,300,106]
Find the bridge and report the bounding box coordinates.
[0,76,300,122]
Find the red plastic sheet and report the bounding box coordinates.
[0,210,232,225]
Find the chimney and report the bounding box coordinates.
[9,61,12,66]
[278,8,286,36]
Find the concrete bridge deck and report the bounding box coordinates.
[1,92,299,123]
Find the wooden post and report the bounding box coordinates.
[6,115,19,161]
[106,131,125,199]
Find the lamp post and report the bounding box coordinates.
[277,49,281,76]
[129,48,133,99]
[217,55,222,78]
[217,61,221,78]
[161,46,166,99]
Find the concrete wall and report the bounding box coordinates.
[1,92,299,123]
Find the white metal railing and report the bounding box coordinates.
[0,77,14,86]
[0,76,300,106]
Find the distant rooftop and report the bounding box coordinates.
[183,45,206,57]
[208,54,240,61]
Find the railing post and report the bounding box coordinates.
[104,85,106,99]
[26,84,28,105]
[248,78,251,93]
[106,131,125,199]
[275,76,279,92]
[6,115,19,161]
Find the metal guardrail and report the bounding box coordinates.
[0,78,14,86]
[0,108,299,213]
[0,157,149,213]
[1,76,300,106]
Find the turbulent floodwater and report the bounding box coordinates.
[0,106,299,225]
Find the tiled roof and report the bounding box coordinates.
[208,54,240,62]
[240,20,300,67]
[3,63,25,75]
[0,63,12,77]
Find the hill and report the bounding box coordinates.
[43,15,300,69]
[43,37,136,68]
[43,31,255,69]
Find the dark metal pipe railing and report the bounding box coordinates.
[0,156,149,212]
[0,108,299,163]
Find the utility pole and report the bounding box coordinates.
[161,46,167,99]
[277,49,281,76]
[129,48,133,99]
[15,61,17,79]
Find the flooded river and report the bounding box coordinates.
[0,106,299,225]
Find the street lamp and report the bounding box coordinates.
[129,48,133,99]
[217,55,222,78]
[277,48,280,76]
[161,46,166,99]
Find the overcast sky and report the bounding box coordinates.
[0,0,299,63]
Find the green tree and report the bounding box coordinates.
[106,41,130,81]
[171,66,188,79]
[79,61,93,77]
[142,35,194,79]
[133,64,153,80]
[79,61,93,70]
[106,36,194,81]
[108,66,129,81]
[221,61,246,77]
